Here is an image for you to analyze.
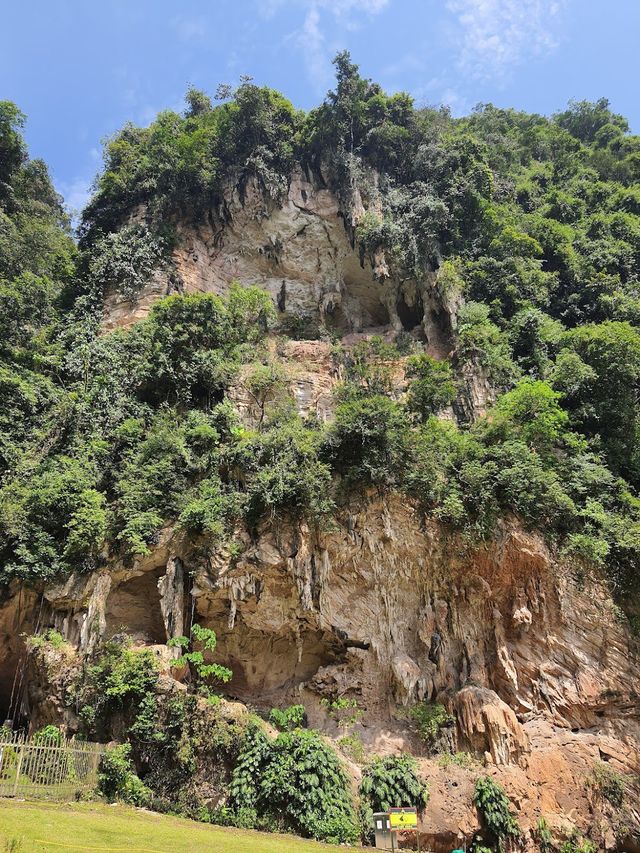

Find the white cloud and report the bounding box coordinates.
[262,0,390,91]
[262,0,388,16]
[446,0,567,80]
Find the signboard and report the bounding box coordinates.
[389,807,418,831]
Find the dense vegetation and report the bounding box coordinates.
[2,55,640,849]
[2,58,640,605]
[26,633,430,845]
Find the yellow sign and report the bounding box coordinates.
[389,809,418,830]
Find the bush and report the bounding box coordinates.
[87,223,167,302]
[406,702,454,747]
[323,393,410,487]
[589,761,625,808]
[268,705,306,732]
[79,639,159,734]
[360,754,429,813]
[405,354,457,420]
[559,831,597,853]
[473,776,520,851]
[230,723,359,844]
[98,743,151,807]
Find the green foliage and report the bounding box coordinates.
[406,702,454,747]
[589,761,626,808]
[323,393,410,487]
[3,64,640,616]
[236,418,334,527]
[168,624,232,687]
[26,629,68,652]
[98,743,151,807]
[455,302,520,391]
[337,733,366,764]
[230,723,359,844]
[359,754,429,813]
[558,832,597,853]
[268,705,306,732]
[405,355,457,420]
[320,697,363,729]
[87,223,167,302]
[437,751,478,771]
[79,639,159,734]
[473,776,520,851]
[80,80,299,240]
[534,817,554,853]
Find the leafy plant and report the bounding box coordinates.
[98,743,151,807]
[360,754,429,813]
[473,776,520,851]
[406,701,454,747]
[268,704,306,732]
[320,697,363,729]
[168,624,232,687]
[589,761,626,808]
[230,723,359,844]
[558,831,597,853]
[534,817,554,853]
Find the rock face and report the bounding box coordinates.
[5,496,639,847]
[102,170,455,361]
[5,172,640,849]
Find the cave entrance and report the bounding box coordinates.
[0,636,27,726]
[0,595,39,727]
[211,615,353,707]
[324,300,350,333]
[397,288,424,332]
[104,570,167,644]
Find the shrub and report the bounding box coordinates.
[323,393,410,487]
[79,639,159,734]
[88,224,167,302]
[589,761,625,808]
[559,831,597,853]
[405,355,457,420]
[406,702,454,747]
[98,743,151,807]
[320,697,363,729]
[268,705,306,732]
[473,776,520,851]
[230,723,359,844]
[360,754,429,813]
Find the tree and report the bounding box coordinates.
[405,354,457,420]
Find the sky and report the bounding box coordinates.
[1,0,638,217]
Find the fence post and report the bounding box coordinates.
[12,743,24,797]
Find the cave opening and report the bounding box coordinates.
[396,289,424,332]
[211,615,354,707]
[323,300,350,333]
[0,636,27,726]
[104,570,167,644]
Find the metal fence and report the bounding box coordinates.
[0,730,105,800]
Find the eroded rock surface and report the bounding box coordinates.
[5,495,639,847]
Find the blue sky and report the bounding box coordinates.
[2,0,638,216]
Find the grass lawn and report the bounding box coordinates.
[0,800,367,853]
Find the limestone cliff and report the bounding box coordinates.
[3,172,640,851]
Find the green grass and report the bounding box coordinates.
[0,800,367,853]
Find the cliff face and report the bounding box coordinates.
[4,494,639,847]
[4,173,640,850]
[103,169,456,362]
